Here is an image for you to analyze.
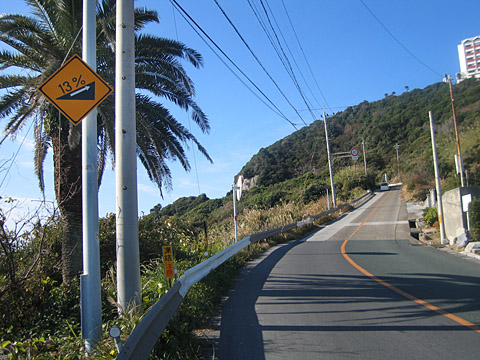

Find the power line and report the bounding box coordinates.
[212,0,308,126]
[280,0,332,111]
[169,0,299,130]
[0,119,35,190]
[359,0,442,78]
[171,1,201,196]
[249,0,318,122]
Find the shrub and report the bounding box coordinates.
[423,207,438,227]
[469,198,480,241]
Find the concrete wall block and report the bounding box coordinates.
[442,186,480,244]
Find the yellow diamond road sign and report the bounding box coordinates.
[38,54,113,126]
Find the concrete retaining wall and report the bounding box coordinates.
[442,186,480,243]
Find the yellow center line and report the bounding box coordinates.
[341,191,480,334]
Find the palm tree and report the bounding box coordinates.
[0,0,211,283]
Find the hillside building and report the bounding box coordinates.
[457,36,480,82]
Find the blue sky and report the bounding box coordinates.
[0,0,479,220]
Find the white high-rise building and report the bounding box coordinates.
[457,36,480,82]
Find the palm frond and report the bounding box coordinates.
[0,14,61,62]
[2,98,40,140]
[0,87,27,120]
[97,125,108,188]
[1,0,210,197]
[0,51,41,72]
[26,0,58,38]
[33,116,49,194]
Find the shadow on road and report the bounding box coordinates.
[217,239,304,360]
[216,238,480,359]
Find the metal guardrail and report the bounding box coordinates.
[116,191,373,360]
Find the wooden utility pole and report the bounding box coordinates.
[445,75,465,187]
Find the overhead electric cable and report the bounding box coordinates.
[255,0,318,121]
[249,0,331,117]
[171,2,201,195]
[280,0,332,111]
[359,0,442,77]
[0,119,35,190]
[169,0,298,130]
[264,0,322,117]
[248,0,297,86]
[212,0,308,126]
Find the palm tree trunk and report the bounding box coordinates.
[51,117,83,284]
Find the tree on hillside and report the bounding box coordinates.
[0,0,211,283]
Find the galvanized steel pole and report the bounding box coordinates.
[116,0,141,311]
[81,0,102,351]
[429,111,447,245]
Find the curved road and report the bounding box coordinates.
[213,187,480,359]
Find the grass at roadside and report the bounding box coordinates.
[0,191,365,359]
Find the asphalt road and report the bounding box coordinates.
[212,188,480,359]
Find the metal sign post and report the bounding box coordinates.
[79,0,102,351]
[36,0,113,351]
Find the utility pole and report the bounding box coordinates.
[362,138,367,176]
[233,181,238,243]
[116,0,141,312]
[393,143,400,177]
[81,0,102,351]
[429,111,447,245]
[323,107,337,208]
[444,75,465,187]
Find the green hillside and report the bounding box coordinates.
[239,78,480,194]
[5,78,479,359]
[151,78,480,223]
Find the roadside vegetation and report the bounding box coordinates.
[1,7,480,352]
[0,172,372,358]
[469,198,480,242]
[240,78,480,196]
[2,75,480,358]
[0,0,211,285]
